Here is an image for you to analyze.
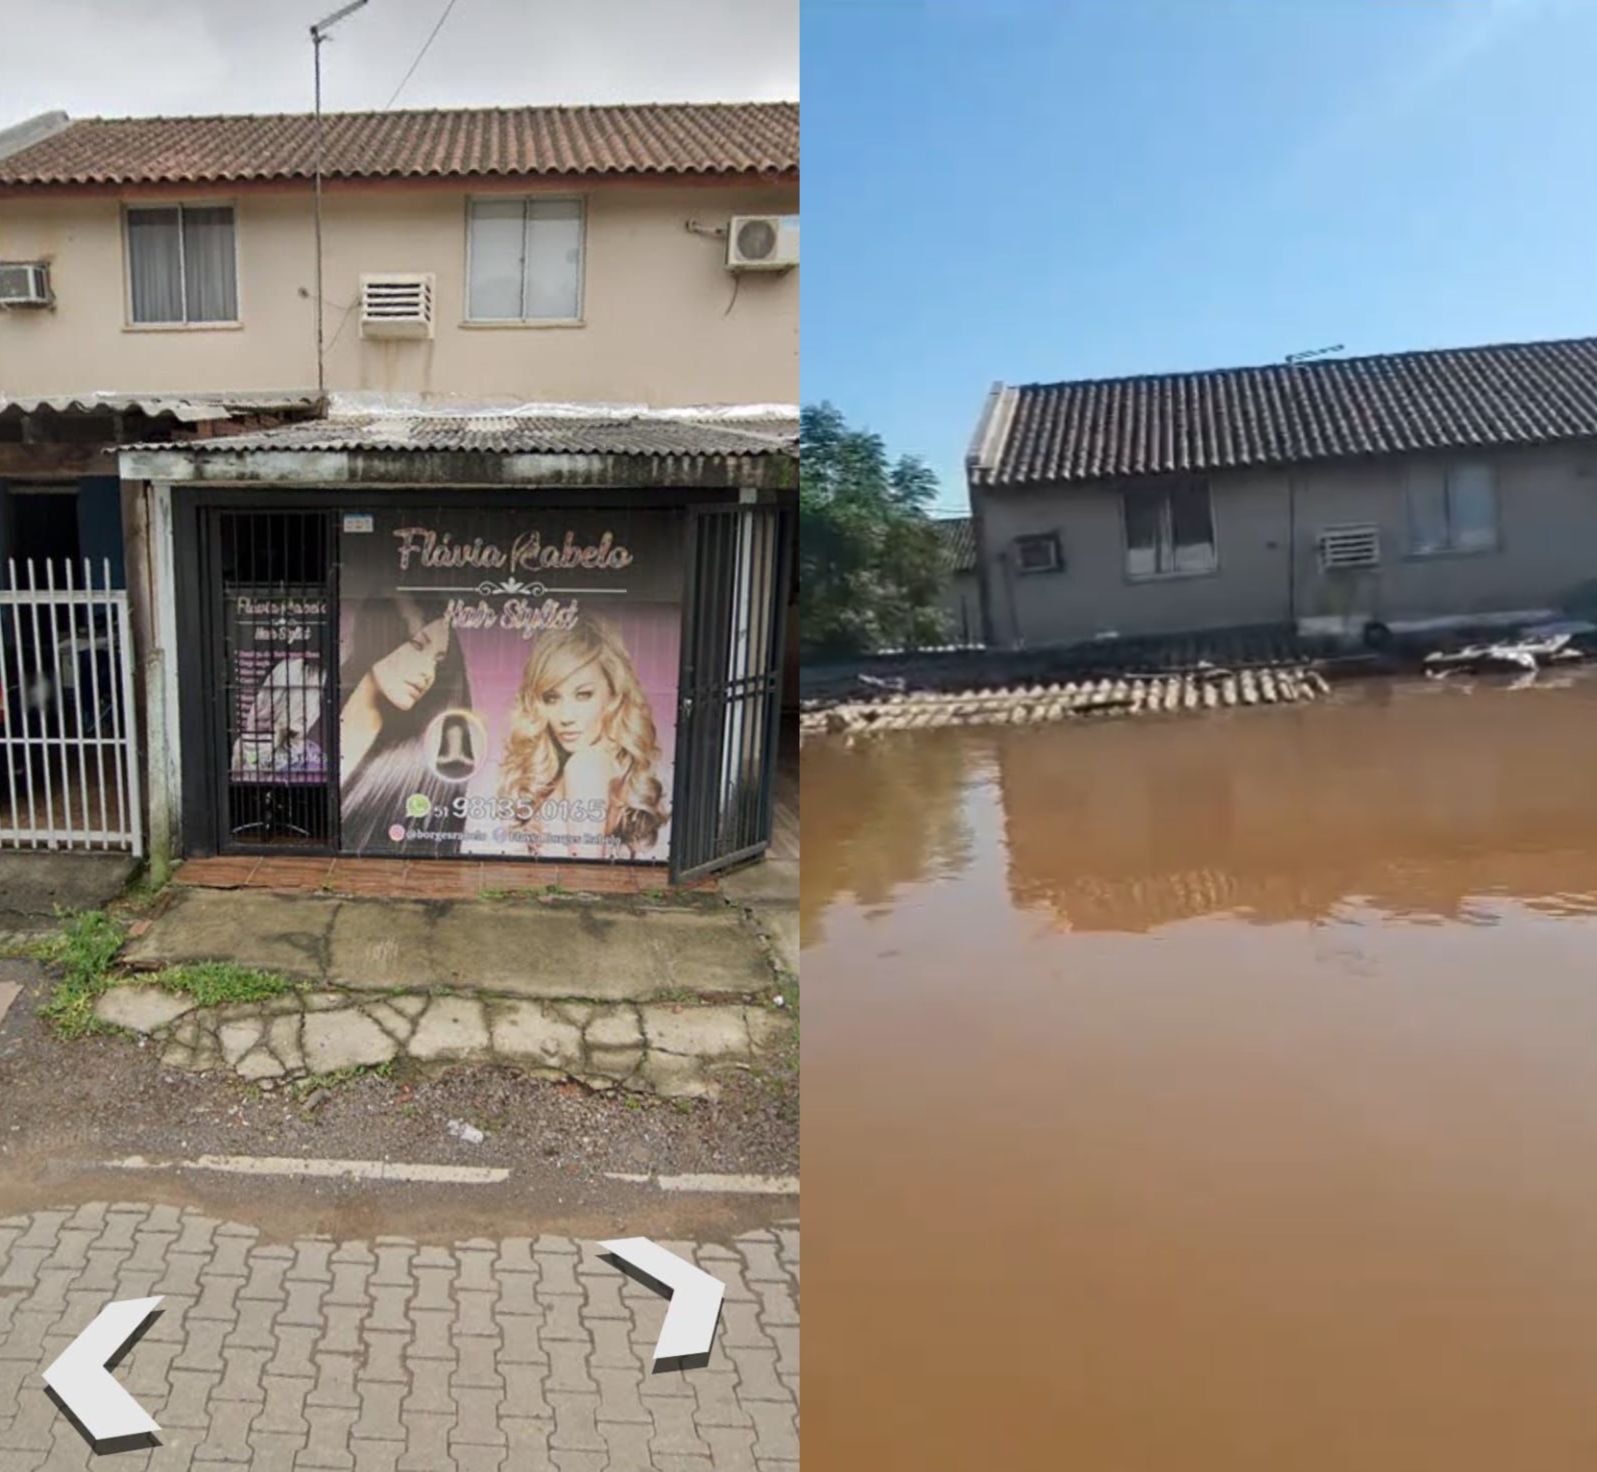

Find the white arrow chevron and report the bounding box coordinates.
[600,1238,725,1362]
[42,1296,163,1444]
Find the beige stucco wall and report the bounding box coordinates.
[0,181,798,405]
[1288,443,1597,627]
[977,471,1290,646]
[975,439,1597,647]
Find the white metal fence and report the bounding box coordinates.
[0,558,143,855]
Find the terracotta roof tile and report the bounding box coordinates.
[0,102,797,186]
[978,336,1597,486]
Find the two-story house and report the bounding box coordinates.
[0,102,798,881]
[966,336,1597,652]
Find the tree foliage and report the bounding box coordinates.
[799,402,947,658]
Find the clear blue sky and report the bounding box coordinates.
[801,0,1597,513]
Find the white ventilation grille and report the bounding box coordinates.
[1318,523,1381,570]
[360,273,435,339]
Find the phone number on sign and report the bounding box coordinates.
[444,796,609,823]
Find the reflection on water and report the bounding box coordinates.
[803,675,1597,1470]
[800,729,976,944]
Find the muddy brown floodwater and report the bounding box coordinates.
[802,673,1597,1470]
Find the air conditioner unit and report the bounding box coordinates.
[727,215,799,272]
[0,262,51,308]
[360,272,434,339]
[1318,523,1381,571]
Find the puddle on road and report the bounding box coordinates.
[803,674,1597,1469]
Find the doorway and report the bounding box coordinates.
[201,508,339,852]
[671,502,794,881]
[7,486,81,581]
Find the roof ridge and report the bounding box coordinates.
[1013,333,1597,395]
[58,99,797,127]
[0,101,798,186]
[985,334,1597,485]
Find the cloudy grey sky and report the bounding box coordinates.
[0,0,795,126]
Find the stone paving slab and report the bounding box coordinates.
[0,982,20,1029]
[0,1203,799,1470]
[0,853,138,926]
[716,860,797,909]
[94,986,792,1098]
[758,913,798,980]
[123,891,774,1003]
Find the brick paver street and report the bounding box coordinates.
[0,1204,799,1470]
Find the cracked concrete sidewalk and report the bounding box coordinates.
[123,891,777,1001]
[104,889,795,1097]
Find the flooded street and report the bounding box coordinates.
[803,674,1597,1469]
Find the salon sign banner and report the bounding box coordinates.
[225,589,330,786]
[336,508,682,863]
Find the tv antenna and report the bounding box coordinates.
[1285,344,1345,364]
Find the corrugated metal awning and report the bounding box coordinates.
[117,407,799,490]
[0,391,320,423]
[130,412,797,457]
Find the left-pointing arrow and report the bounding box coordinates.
[43,1296,163,1444]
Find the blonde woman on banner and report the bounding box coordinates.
[497,614,669,861]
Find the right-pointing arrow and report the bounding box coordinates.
[43,1296,163,1445]
[600,1237,725,1363]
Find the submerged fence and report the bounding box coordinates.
[0,558,143,855]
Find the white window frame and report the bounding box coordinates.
[1121,480,1219,581]
[463,194,587,327]
[1013,532,1063,575]
[121,200,242,330]
[1406,460,1500,557]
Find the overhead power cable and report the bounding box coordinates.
[385,0,463,109]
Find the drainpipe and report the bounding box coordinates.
[1286,469,1298,637]
[972,497,995,647]
[1000,547,1022,649]
[142,482,180,885]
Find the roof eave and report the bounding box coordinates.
[975,430,1597,491]
[118,444,798,489]
[0,166,799,198]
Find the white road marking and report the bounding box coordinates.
[605,1171,799,1195]
[105,1154,509,1184]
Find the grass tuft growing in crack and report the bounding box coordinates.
[36,909,128,1038]
[33,910,304,1037]
[288,1057,397,1096]
[154,961,303,1007]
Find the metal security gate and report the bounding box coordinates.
[671,503,793,881]
[0,558,143,854]
[203,509,338,851]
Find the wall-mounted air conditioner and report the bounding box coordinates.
[727,215,799,272]
[1318,523,1381,571]
[0,262,51,308]
[360,273,435,339]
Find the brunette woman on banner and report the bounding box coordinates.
[339,595,472,854]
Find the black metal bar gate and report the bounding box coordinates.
[671,502,793,882]
[203,509,339,852]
